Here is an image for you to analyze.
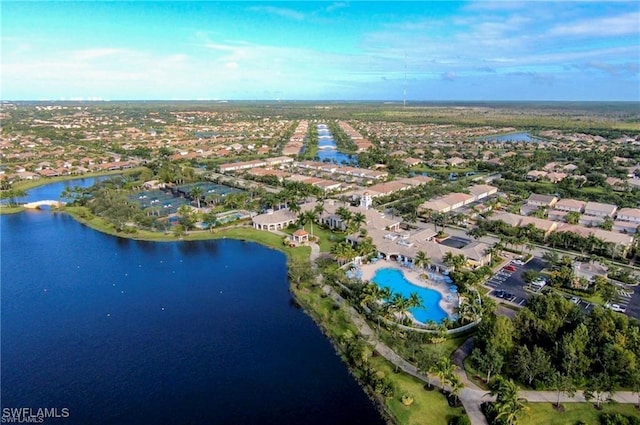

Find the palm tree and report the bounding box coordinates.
[331,241,356,266]
[414,250,431,271]
[356,236,376,258]
[435,357,454,389]
[289,200,301,215]
[336,206,353,231]
[189,185,204,209]
[407,292,423,310]
[448,374,465,405]
[488,376,529,425]
[351,211,367,231]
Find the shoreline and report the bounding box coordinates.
[359,260,457,317]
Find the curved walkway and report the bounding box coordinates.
[322,284,639,425]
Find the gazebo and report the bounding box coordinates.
[291,229,310,244]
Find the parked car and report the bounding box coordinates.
[512,259,525,266]
[605,303,626,313]
[570,296,580,304]
[494,290,505,298]
[504,265,516,272]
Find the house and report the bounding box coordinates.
[616,208,640,224]
[252,208,298,231]
[556,224,634,256]
[404,157,423,167]
[468,184,498,201]
[526,170,548,181]
[613,221,638,234]
[527,194,558,208]
[555,199,586,213]
[420,198,453,214]
[546,172,567,183]
[518,215,559,237]
[606,177,627,191]
[584,201,617,218]
[446,157,466,167]
[440,192,474,209]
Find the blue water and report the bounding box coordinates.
[372,268,448,324]
[315,124,356,165]
[26,176,113,203]
[1,179,384,425]
[478,132,544,143]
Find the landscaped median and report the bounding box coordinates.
[522,401,640,425]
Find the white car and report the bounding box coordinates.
[605,303,626,313]
[570,296,580,304]
[512,259,525,265]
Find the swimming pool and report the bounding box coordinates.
[371,268,449,324]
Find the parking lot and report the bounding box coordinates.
[485,257,640,318]
[608,283,637,318]
[625,290,640,320]
[484,258,547,306]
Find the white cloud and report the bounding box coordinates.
[247,6,305,21]
[547,11,640,37]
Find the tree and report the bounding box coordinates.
[189,185,204,209]
[351,212,367,232]
[599,280,618,305]
[584,372,615,409]
[511,345,552,387]
[488,376,529,425]
[288,257,314,288]
[542,250,560,266]
[549,370,576,409]
[417,344,446,389]
[443,252,466,272]
[470,345,504,383]
[177,205,196,230]
[565,211,581,225]
[297,209,318,237]
[414,250,431,271]
[600,216,614,231]
[435,357,454,389]
[448,374,465,406]
[522,270,541,284]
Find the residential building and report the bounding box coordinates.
[526,194,558,208]
[584,201,618,218]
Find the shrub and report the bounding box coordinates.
[401,393,414,406]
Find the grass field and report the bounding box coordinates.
[369,356,465,425]
[283,223,345,252]
[0,205,25,214]
[522,401,640,425]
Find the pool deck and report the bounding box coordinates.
[359,260,457,316]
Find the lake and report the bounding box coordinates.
[478,132,544,143]
[0,180,384,424]
[316,124,357,165]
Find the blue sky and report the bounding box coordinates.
[2,1,639,101]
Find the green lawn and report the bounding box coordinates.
[283,223,344,253]
[523,402,640,425]
[0,205,25,214]
[369,356,465,425]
